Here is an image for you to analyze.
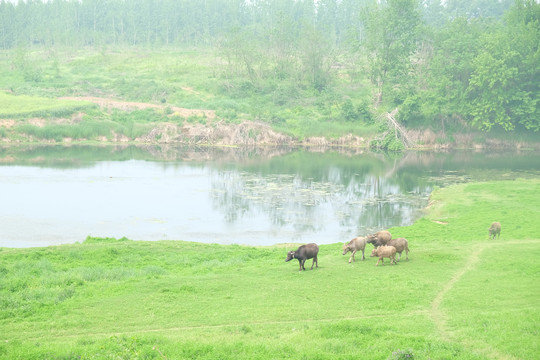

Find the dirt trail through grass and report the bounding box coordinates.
[15,311,430,342]
[430,239,539,360]
[430,243,488,339]
[60,96,216,118]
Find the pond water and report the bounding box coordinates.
[1,145,539,248]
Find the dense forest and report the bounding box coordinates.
[1,0,539,137]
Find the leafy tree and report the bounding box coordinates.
[299,22,334,91]
[422,0,448,27]
[408,18,484,128]
[361,0,422,106]
[0,1,16,48]
[445,0,515,19]
[467,0,539,131]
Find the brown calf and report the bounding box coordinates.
[342,236,368,263]
[370,245,397,266]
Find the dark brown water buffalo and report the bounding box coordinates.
[342,236,367,263]
[489,221,501,240]
[285,243,319,271]
[366,230,392,248]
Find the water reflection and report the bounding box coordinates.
[1,145,539,248]
[210,170,429,239]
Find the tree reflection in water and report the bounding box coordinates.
[210,158,431,240]
[2,146,539,246]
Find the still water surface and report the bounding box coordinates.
[1,146,539,248]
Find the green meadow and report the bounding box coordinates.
[1,179,539,359]
[0,92,94,119]
[0,91,166,142]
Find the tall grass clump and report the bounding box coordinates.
[17,120,112,141]
[274,115,379,140]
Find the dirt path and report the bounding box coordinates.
[13,310,430,342]
[60,96,216,119]
[430,243,488,339]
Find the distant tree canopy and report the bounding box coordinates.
[0,0,370,48]
[0,0,538,132]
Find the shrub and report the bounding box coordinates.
[370,131,404,152]
[389,349,414,360]
[83,236,130,244]
[341,99,357,122]
[357,101,373,124]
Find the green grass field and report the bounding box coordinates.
[0,92,94,118]
[1,179,539,359]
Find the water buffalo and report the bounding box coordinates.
[285,243,319,271]
[342,236,368,263]
[489,222,501,240]
[366,230,392,248]
[370,245,397,266]
[386,237,409,261]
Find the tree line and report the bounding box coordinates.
[0,0,538,133]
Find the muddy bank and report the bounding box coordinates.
[130,121,539,150]
[406,128,540,150]
[1,94,538,150]
[3,118,538,150]
[133,121,371,148]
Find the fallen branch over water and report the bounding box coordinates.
[383,108,415,149]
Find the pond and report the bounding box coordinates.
[1,145,539,248]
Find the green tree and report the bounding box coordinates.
[362,0,422,106]
[299,22,334,91]
[467,0,539,131]
[445,0,514,19]
[421,0,448,27]
[409,18,484,127]
[0,1,16,48]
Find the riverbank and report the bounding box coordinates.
[1,45,538,151]
[1,179,539,359]
[2,93,539,150]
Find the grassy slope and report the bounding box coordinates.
[0,92,94,118]
[0,180,539,359]
[2,47,539,147]
[0,47,378,142]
